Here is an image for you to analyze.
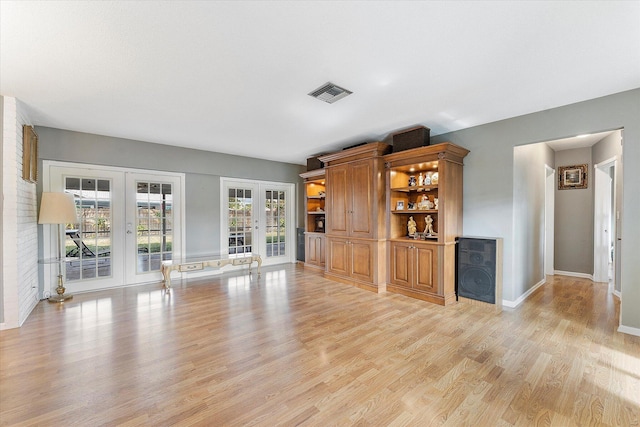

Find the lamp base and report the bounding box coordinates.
[49,273,72,303]
[48,293,73,303]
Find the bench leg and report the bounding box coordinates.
[251,256,262,276]
[161,266,172,288]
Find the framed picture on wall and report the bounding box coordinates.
[558,164,587,190]
[22,125,38,182]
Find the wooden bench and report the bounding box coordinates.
[161,254,262,288]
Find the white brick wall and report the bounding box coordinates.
[1,96,39,330]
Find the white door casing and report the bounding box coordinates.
[594,159,615,283]
[544,165,555,276]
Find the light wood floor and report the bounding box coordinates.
[1,265,639,426]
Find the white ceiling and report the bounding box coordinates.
[545,130,617,152]
[1,1,639,165]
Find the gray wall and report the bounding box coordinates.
[554,147,593,274]
[592,131,623,292]
[513,142,554,299]
[36,127,306,258]
[431,88,640,332]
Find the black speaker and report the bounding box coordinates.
[296,228,305,262]
[306,156,324,171]
[457,237,502,304]
[392,126,431,152]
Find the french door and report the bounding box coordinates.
[126,172,183,285]
[221,178,295,267]
[44,162,183,294]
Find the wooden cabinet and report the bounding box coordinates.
[326,237,377,285]
[389,240,438,292]
[300,169,326,270]
[325,159,376,238]
[385,143,469,305]
[305,233,325,268]
[319,142,391,292]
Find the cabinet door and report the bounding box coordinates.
[350,239,374,284]
[349,160,374,238]
[326,165,349,236]
[327,237,350,276]
[414,245,438,293]
[317,235,326,266]
[389,241,412,289]
[306,235,319,266]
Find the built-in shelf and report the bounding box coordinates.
[391,209,438,214]
[390,185,438,193]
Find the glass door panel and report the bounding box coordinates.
[135,181,174,273]
[125,172,182,285]
[265,190,286,258]
[227,187,254,255]
[64,176,113,281]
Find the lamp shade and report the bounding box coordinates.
[38,192,78,224]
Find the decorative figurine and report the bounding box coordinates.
[408,175,417,186]
[424,173,431,185]
[424,215,435,235]
[408,216,417,236]
[418,194,429,210]
[434,198,439,210]
[418,173,424,186]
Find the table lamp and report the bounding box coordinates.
[39,192,78,302]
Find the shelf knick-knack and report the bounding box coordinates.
[408,216,417,236]
[424,215,435,236]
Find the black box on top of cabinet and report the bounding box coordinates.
[306,156,324,171]
[392,126,431,152]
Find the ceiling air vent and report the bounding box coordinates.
[308,82,353,104]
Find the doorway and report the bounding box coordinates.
[221,178,295,267]
[43,161,184,295]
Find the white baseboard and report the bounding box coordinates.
[502,278,546,308]
[554,270,594,280]
[613,290,621,299]
[618,324,640,337]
